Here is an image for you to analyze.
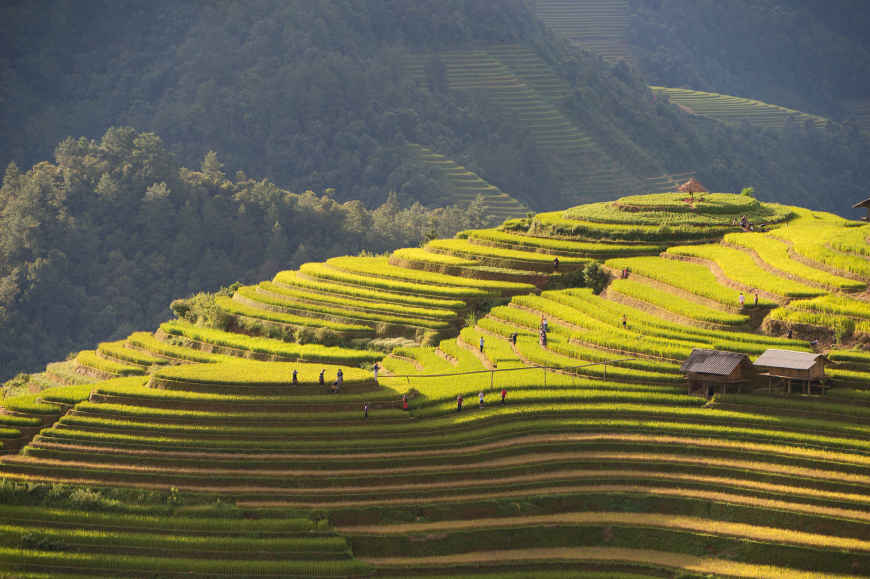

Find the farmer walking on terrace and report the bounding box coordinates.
[479,336,484,353]
[738,293,745,308]
[292,369,298,386]
[501,388,507,405]
[553,257,559,270]
[479,391,485,409]
[319,369,325,386]
[364,402,369,420]
[622,314,627,329]
[511,331,518,346]
[457,394,464,412]
[402,394,408,411]
[372,363,379,382]
[754,293,759,308]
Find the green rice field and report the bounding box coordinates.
[3,192,870,578]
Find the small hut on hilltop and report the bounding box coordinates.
[853,197,870,221]
[678,178,707,201]
[681,349,756,397]
[754,349,833,395]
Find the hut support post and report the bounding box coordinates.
[788,379,792,394]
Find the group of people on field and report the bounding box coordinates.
[363,394,410,420]
[738,292,759,308]
[292,368,344,388]
[456,388,508,413]
[734,215,767,232]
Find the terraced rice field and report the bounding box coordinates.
[654,87,828,130]
[405,143,528,220]
[536,0,640,69]
[4,192,870,578]
[405,49,594,152]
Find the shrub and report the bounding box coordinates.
[583,262,609,295]
[314,327,342,347]
[69,488,122,512]
[171,292,231,330]
[296,327,315,345]
[367,337,417,353]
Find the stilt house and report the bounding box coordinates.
[680,349,757,396]
[754,349,833,395]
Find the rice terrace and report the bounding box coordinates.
[2,188,870,578]
[1,0,869,578]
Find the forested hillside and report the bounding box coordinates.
[0,129,492,380]
[2,0,867,216]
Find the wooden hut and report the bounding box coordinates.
[678,178,707,200]
[754,349,832,395]
[853,197,870,221]
[680,349,756,396]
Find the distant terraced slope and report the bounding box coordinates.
[405,49,594,152]
[551,153,650,202]
[536,0,640,69]
[655,87,827,130]
[406,143,529,220]
[485,45,571,99]
[644,171,697,193]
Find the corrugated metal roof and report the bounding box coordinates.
[754,349,831,370]
[680,349,751,375]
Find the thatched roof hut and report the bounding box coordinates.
[853,197,870,221]
[678,178,707,194]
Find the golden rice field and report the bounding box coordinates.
[3,192,870,578]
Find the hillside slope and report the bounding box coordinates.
[1,0,867,220]
[4,193,870,578]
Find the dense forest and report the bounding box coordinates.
[0,128,495,379]
[0,0,868,379]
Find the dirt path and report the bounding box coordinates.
[720,241,838,293]
[601,264,748,315]
[601,287,755,332]
[456,333,495,370]
[661,253,789,305]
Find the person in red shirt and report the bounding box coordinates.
[402,395,408,411]
[501,389,507,405]
[457,395,463,413]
